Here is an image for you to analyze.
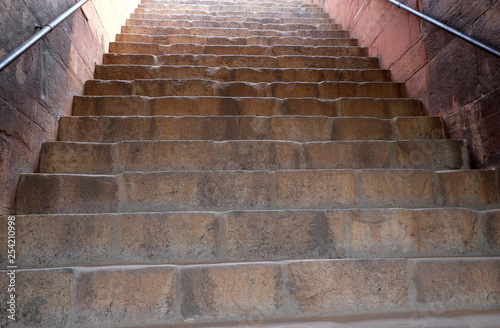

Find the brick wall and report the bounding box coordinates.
[314,0,500,169]
[0,0,140,214]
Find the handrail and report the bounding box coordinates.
[0,0,89,72]
[385,0,500,58]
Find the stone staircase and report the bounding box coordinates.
[2,0,500,326]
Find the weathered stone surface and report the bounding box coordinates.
[94,65,388,83]
[76,266,175,325]
[349,209,479,257]
[180,263,283,320]
[225,210,345,260]
[58,116,445,142]
[285,259,409,314]
[0,215,113,268]
[0,268,73,327]
[358,170,436,207]
[16,174,119,214]
[484,210,500,252]
[413,258,500,309]
[118,212,220,263]
[438,170,500,207]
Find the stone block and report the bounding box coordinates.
[393,117,445,139]
[275,170,357,208]
[119,212,220,263]
[40,142,114,174]
[413,258,500,309]
[0,268,73,327]
[16,174,119,214]
[358,170,436,207]
[303,141,391,169]
[225,210,345,260]
[393,139,467,170]
[438,170,500,207]
[0,215,113,268]
[348,209,420,256]
[76,266,175,325]
[484,210,500,252]
[331,118,391,140]
[180,263,283,320]
[285,259,409,314]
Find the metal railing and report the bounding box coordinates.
[0,0,90,72]
[385,0,500,58]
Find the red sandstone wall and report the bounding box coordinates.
[0,0,140,214]
[314,0,500,169]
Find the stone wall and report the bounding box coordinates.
[0,0,140,214]
[314,0,500,169]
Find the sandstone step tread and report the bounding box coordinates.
[129,13,333,25]
[83,79,405,99]
[1,258,499,327]
[137,4,322,13]
[94,65,389,83]
[116,33,358,46]
[40,139,468,174]
[126,18,340,31]
[121,25,350,38]
[16,169,500,214]
[134,8,330,19]
[4,209,498,268]
[103,53,378,69]
[73,96,423,118]
[108,42,367,57]
[58,116,443,142]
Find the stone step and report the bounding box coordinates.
[126,18,340,31]
[137,4,322,13]
[94,65,387,83]
[39,140,468,174]
[3,209,498,268]
[103,53,377,69]
[141,0,315,6]
[129,13,332,25]
[108,42,367,57]
[121,25,350,38]
[134,7,329,19]
[16,169,499,214]
[116,33,358,47]
[73,96,423,118]
[58,116,442,142]
[1,258,499,327]
[83,79,404,99]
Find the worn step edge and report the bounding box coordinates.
[39,139,469,174]
[126,18,341,30]
[129,14,334,24]
[121,25,351,38]
[16,169,500,214]
[58,116,443,142]
[1,258,499,327]
[102,53,378,69]
[108,42,367,57]
[94,65,389,83]
[72,96,423,118]
[134,9,330,19]
[116,33,359,46]
[3,208,498,268]
[83,79,405,99]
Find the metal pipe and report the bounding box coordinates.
[385,0,500,58]
[0,0,89,72]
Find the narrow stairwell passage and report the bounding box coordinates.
[2,0,500,327]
